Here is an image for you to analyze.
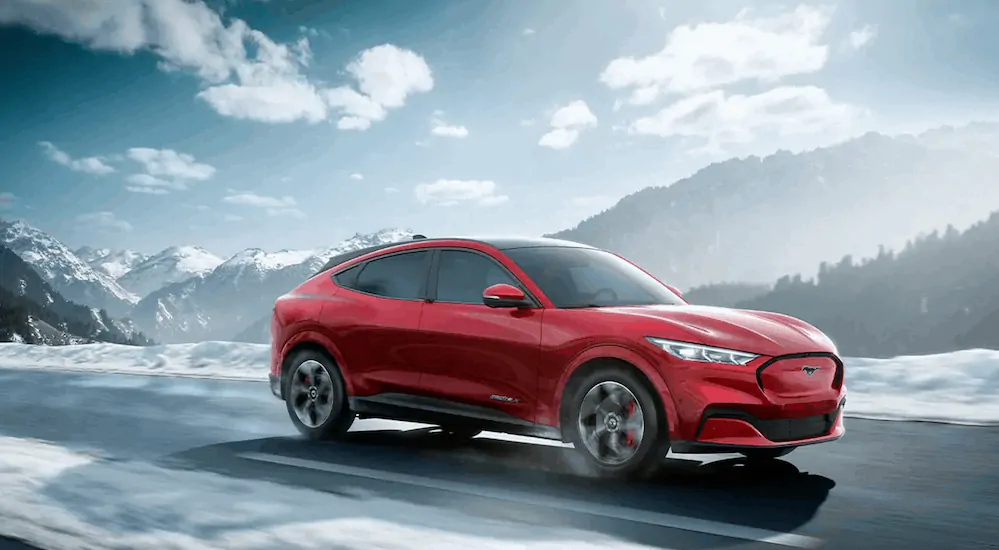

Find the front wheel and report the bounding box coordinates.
[565,367,669,479]
[283,349,354,439]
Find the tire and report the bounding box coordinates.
[283,348,354,439]
[439,426,483,440]
[741,447,795,461]
[564,365,670,479]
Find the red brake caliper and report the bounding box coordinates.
[625,401,637,447]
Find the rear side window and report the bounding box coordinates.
[436,250,521,304]
[333,264,362,289]
[354,251,430,300]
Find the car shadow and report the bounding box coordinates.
[38,425,835,549]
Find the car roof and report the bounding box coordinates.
[313,235,593,276]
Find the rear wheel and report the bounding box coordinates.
[565,366,669,478]
[741,447,795,461]
[283,349,354,439]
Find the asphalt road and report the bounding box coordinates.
[0,366,997,550]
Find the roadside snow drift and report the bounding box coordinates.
[0,342,997,424]
[0,436,663,550]
[0,341,269,380]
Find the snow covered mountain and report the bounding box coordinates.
[116,246,223,298]
[0,244,153,345]
[0,220,138,317]
[75,247,149,279]
[131,228,413,343]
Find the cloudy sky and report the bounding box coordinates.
[1,0,998,257]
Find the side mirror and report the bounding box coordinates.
[665,284,684,299]
[483,283,531,309]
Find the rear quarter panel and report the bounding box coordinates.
[273,274,348,386]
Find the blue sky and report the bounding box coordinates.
[2,0,998,258]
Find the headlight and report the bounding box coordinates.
[645,337,759,366]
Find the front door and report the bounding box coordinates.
[417,248,543,423]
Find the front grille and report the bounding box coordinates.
[752,410,837,442]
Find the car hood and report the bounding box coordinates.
[604,304,835,357]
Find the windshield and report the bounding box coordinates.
[504,247,684,308]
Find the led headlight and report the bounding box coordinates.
[645,337,759,366]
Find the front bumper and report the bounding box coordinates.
[658,351,847,452]
[269,373,282,399]
[670,398,846,453]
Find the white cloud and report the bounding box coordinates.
[223,192,305,217]
[126,173,188,191]
[384,187,400,194]
[324,44,434,131]
[125,186,169,195]
[38,141,115,175]
[127,148,216,181]
[520,119,536,127]
[0,1,429,127]
[630,85,863,154]
[198,79,327,123]
[224,214,243,222]
[414,179,508,207]
[0,192,14,209]
[523,28,535,36]
[600,5,833,105]
[431,116,469,138]
[350,173,364,180]
[76,211,133,232]
[539,100,598,150]
[845,25,877,51]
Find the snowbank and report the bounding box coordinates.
[0,342,997,425]
[841,349,999,425]
[0,341,269,381]
[0,436,662,550]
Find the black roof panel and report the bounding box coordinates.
[468,236,593,250]
[312,235,593,277]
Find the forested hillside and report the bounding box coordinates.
[737,212,999,357]
[550,126,999,291]
[0,245,154,345]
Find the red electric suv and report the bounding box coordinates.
[268,236,846,477]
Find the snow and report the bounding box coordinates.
[117,246,223,298]
[0,342,997,424]
[0,219,139,305]
[75,247,149,280]
[0,341,269,381]
[220,248,320,271]
[0,436,662,550]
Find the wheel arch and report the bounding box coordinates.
[555,346,679,439]
[279,329,354,395]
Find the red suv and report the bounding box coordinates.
[268,236,846,477]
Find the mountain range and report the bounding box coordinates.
[0,220,412,345]
[0,244,152,345]
[550,123,999,290]
[3,122,999,355]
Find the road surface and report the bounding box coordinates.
[0,366,996,550]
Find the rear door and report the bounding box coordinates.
[417,247,543,423]
[321,249,432,396]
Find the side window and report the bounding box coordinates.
[333,264,362,289]
[436,250,521,304]
[354,251,430,300]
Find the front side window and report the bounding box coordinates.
[436,249,521,304]
[504,247,683,308]
[354,251,430,300]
